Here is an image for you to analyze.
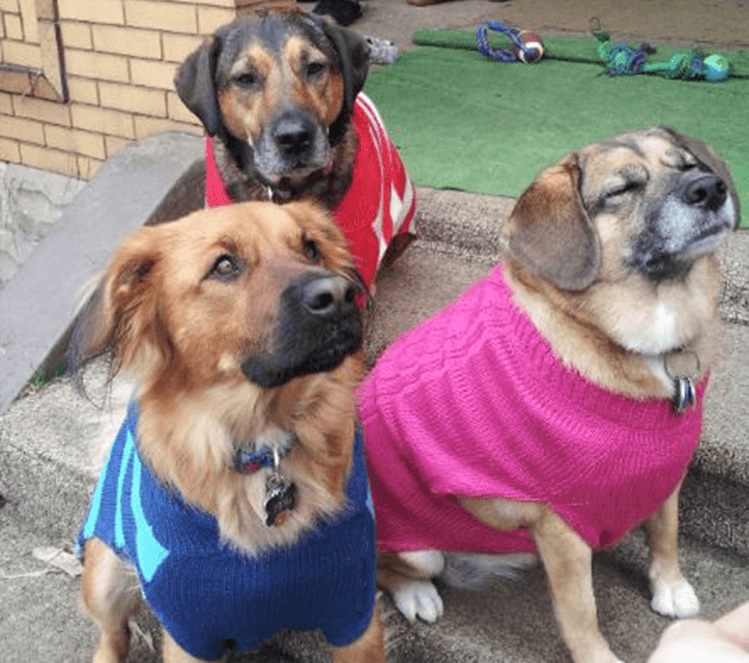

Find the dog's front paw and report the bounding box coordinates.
[392,579,444,623]
[651,578,700,618]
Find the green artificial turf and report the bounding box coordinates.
[364,31,748,227]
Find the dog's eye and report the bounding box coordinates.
[605,180,643,199]
[234,72,259,88]
[302,238,321,262]
[306,62,326,79]
[210,254,243,280]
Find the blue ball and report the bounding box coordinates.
[703,54,731,82]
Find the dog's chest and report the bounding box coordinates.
[359,264,705,553]
[79,405,377,658]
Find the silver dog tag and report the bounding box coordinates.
[263,472,297,527]
[672,376,696,414]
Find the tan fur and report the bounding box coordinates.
[378,127,737,663]
[217,36,344,150]
[78,201,383,661]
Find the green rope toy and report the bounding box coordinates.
[595,33,732,82]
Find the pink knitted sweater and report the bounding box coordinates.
[358,263,705,554]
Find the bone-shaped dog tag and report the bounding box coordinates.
[264,473,297,527]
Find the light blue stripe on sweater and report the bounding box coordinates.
[130,441,170,582]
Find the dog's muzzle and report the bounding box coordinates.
[632,171,736,280]
[241,272,363,387]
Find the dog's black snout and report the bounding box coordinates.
[683,174,728,212]
[302,275,357,315]
[273,113,315,157]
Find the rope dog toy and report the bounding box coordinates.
[477,21,545,63]
[595,32,731,82]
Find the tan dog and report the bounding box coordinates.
[360,127,739,663]
[73,202,384,663]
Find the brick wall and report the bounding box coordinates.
[0,0,292,179]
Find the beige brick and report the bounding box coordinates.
[4,12,23,40]
[130,58,177,90]
[0,115,44,144]
[2,40,43,68]
[167,91,201,125]
[18,0,38,43]
[0,92,12,114]
[77,155,103,179]
[99,81,166,116]
[45,124,106,159]
[92,25,161,58]
[60,21,93,50]
[34,0,56,20]
[162,32,204,63]
[170,0,234,5]
[124,1,197,33]
[0,136,21,162]
[133,114,202,140]
[66,76,99,104]
[20,143,79,177]
[105,134,132,158]
[71,104,135,139]
[0,16,4,39]
[0,0,19,12]
[197,5,234,35]
[13,95,71,127]
[65,49,129,83]
[57,0,125,25]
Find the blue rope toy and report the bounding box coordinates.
[477,21,545,64]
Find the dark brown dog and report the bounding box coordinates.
[74,202,384,663]
[174,10,417,289]
[363,127,739,663]
[176,10,365,206]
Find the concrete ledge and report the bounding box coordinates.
[0,132,204,415]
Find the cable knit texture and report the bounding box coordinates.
[205,92,417,289]
[79,402,376,660]
[358,263,705,554]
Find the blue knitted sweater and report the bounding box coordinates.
[78,402,376,660]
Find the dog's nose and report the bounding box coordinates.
[302,275,357,316]
[683,174,728,212]
[273,113,315,157]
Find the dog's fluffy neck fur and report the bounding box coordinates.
[132,356,361,556]
[504,257,724,399]
[215,124,358,209]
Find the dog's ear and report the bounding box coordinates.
[175,36,222,135]
[67,228,170,381]
[505,156,601,291]
[318,18,370,144]
[656,125,740,228]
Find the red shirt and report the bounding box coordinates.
[205,92,417,290]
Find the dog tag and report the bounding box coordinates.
[672,376,696,414]
[264,473,297,527]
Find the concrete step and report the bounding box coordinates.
[2,496,747,663]
[1,187,747,544]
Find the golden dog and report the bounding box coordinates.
[74,202,384,663]
[360,127,739,663]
